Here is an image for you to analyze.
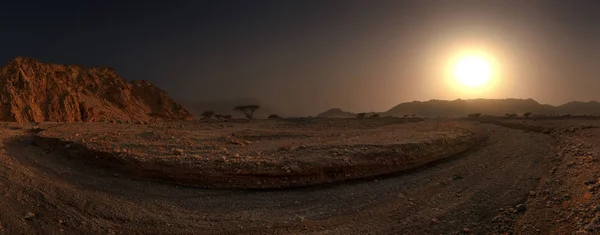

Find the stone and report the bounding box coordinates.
[516,204,527,212]
[289,164,302,172]
[24,212,36,220]
[173,148,184,155]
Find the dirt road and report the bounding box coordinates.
[0,123,555,234]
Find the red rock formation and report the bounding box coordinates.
[0,57,193,122]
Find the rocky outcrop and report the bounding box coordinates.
[0,57,193,123]
[316,108,356,118]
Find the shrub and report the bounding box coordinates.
[268,114,281,119]
[356,113,366,119]
[370,113,380,118]
[201,111,215,119]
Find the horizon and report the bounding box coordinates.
[2,1,600,116]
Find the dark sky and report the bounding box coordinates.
[1,0,599,116]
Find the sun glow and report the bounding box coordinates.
[453,56,491,87]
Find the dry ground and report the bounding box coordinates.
[31,118,483,189]
[0,117,596,234]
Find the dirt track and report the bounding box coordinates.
[0,120,560,234]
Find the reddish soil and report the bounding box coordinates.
[1,117,596,234]
[31,118,484,189]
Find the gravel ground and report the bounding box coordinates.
[31,119,484,188]
[0,119,561,234]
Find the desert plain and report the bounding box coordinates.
[1,115,600,234]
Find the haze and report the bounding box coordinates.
[1,0,598,116]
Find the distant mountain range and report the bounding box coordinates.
[317,99,600,118]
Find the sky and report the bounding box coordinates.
[0,0,599,116]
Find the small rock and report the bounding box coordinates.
[529,191,536,196]
[515,204,526,212]
[24,212,36,220]
[65,144,72,149]
[462,227,470,233]
[173,148,184,155]
[289,164,302,172]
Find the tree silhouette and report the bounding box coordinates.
[523,112,533,117]
[356,113,366,119]
[370,113,380,118]
[233,105,260,120]
[268,114,281,119]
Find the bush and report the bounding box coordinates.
[268,114,281,119]
[370,113,380,118]
[356,113,366,119]
[201,111,215,119]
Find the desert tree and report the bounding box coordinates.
[233,105,260,120]
[201,111,215,119]
[268,114,281,119]
[403,114,410,118]
[356,113,366,119]
[370,113,380,118]
[523,112,533,117]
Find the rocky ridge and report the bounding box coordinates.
[0,57,192,123]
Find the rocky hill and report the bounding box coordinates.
[317,98,600,118]
[381,98,600,117]
[316,108,356,118]
[0,57,193,123]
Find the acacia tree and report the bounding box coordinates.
[233,105,260,120]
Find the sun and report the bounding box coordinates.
[453,56,491,87]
